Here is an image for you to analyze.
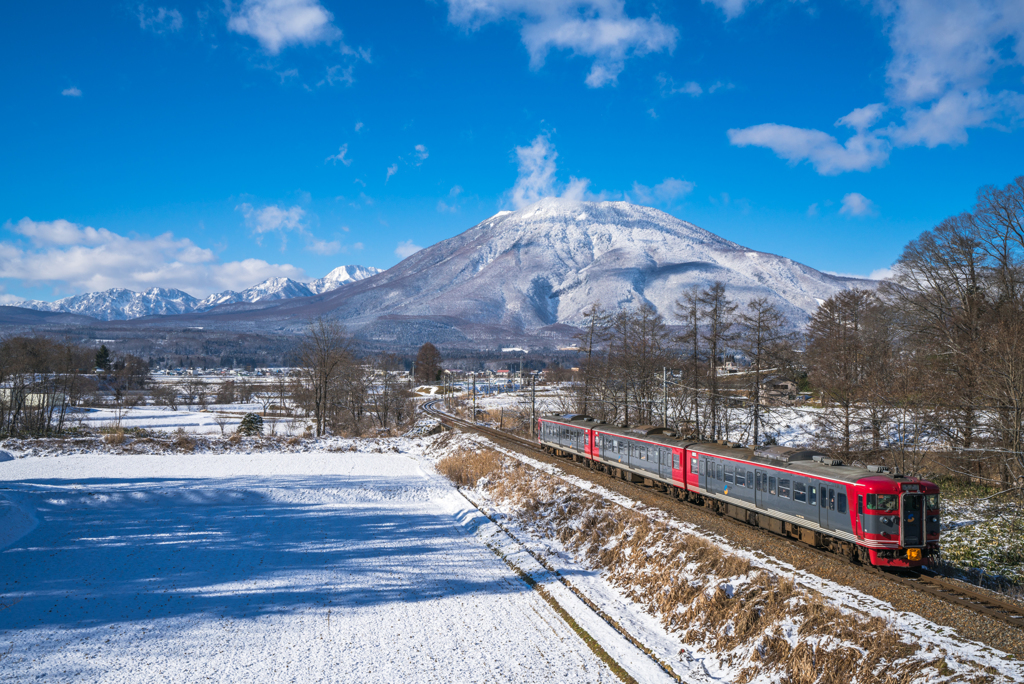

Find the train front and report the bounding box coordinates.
[857,474,941,568]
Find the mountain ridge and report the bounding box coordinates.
[13,265,382,321]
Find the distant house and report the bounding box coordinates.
[759,377,799,405]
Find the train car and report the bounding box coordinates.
[535,414,940,568]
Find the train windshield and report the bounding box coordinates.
[866,494,898,512]
[925,494,939,511]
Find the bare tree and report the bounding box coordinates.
[699,282,737,440]
[675,285,704,438]
[297,317,354,437]
[805,289,880,459]
[736,298,795,446]
[572,303,610,416]
[415,343,443,384]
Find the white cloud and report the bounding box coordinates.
[727,110,892,175]
[61,87,82,97]
[509,134,560,208]
[838,192,877,217]
[806,202,819,217]
[729,1,1024,173]
[836,103,887,131]
[507,134,623,208]
[629,177,695,205]
[445,0,677,88]
[414,144,429,163]
[825,267,895,281]
[647,108,657,118]
[437,186,463,213]
[354,121,364,132]
[305,237,341,255]
[1,218,305,297]
[321,64,354,86]
[702,0,759,20]
[137,5,183,33]
[385,163,398,183]
[658,74,702,96]
[325,143,352,166]
[227,0,341,54]
[236,203,306,235]
[395,240,423,259]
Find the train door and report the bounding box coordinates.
[808,483,820,527]
[823,486,836,531]
[754,470,766,510]
[900,493,924,548]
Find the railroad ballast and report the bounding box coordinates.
[536,414,940,568]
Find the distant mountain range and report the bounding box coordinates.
[2,201,881,348]
[122,198,878,347]
[12,265,381,321]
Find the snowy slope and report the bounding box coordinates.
[196,277,314,309]
[15,266,380,321]
[296,198,876,334]
[22,287,202,320]
[308,264,383,294]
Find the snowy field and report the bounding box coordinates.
[0,444,629,683]
[71,404,299,436]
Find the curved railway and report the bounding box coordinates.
[422,400,1024,633]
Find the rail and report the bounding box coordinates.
[422,401,1024,631]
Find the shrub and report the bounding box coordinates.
[237,413,264,436]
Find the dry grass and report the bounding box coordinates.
[436,440,934,683]
[435,448,505,487]
[103,428,126,445]
[172,428,197,452]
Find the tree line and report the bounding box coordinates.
[564,175,1024,491]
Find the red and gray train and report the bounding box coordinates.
[536,414,940,568]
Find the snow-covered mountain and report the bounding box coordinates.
[25,288,202,321]
[197,277,315,309]
[14,265,380,321]
[308,265,382,294]
[267,199,877,341]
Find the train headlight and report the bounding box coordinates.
[907,548,922,561]
[930,516,938,524]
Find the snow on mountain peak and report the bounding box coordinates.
[14,264,382,321]
[300,198,878,338]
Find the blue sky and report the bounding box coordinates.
[2,0,1024,302]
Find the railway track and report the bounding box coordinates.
[422,400,1024,632]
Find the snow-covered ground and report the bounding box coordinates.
[72,404,299,436]
[0,444,641,682]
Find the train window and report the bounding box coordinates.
[761,473,768,493]
[809,486,817,506]
[699,459,705,476]
[768,477,776,495]
[866,494,898,512]
[755,472,761,490]
[828,489,836,510]
[794,483,807,503]
[837,493,847,514]
[717,463,724,480]
[724,465,734,483]
[857,495,863,515]
[734,468,743,486]
[747,471,754,488]
[925,494,939,510]
[779,479,791,498]
[690,457,697,474]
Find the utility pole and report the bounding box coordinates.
[472,373,476,423]
[663,367,668,429]
[531,373,536,437]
